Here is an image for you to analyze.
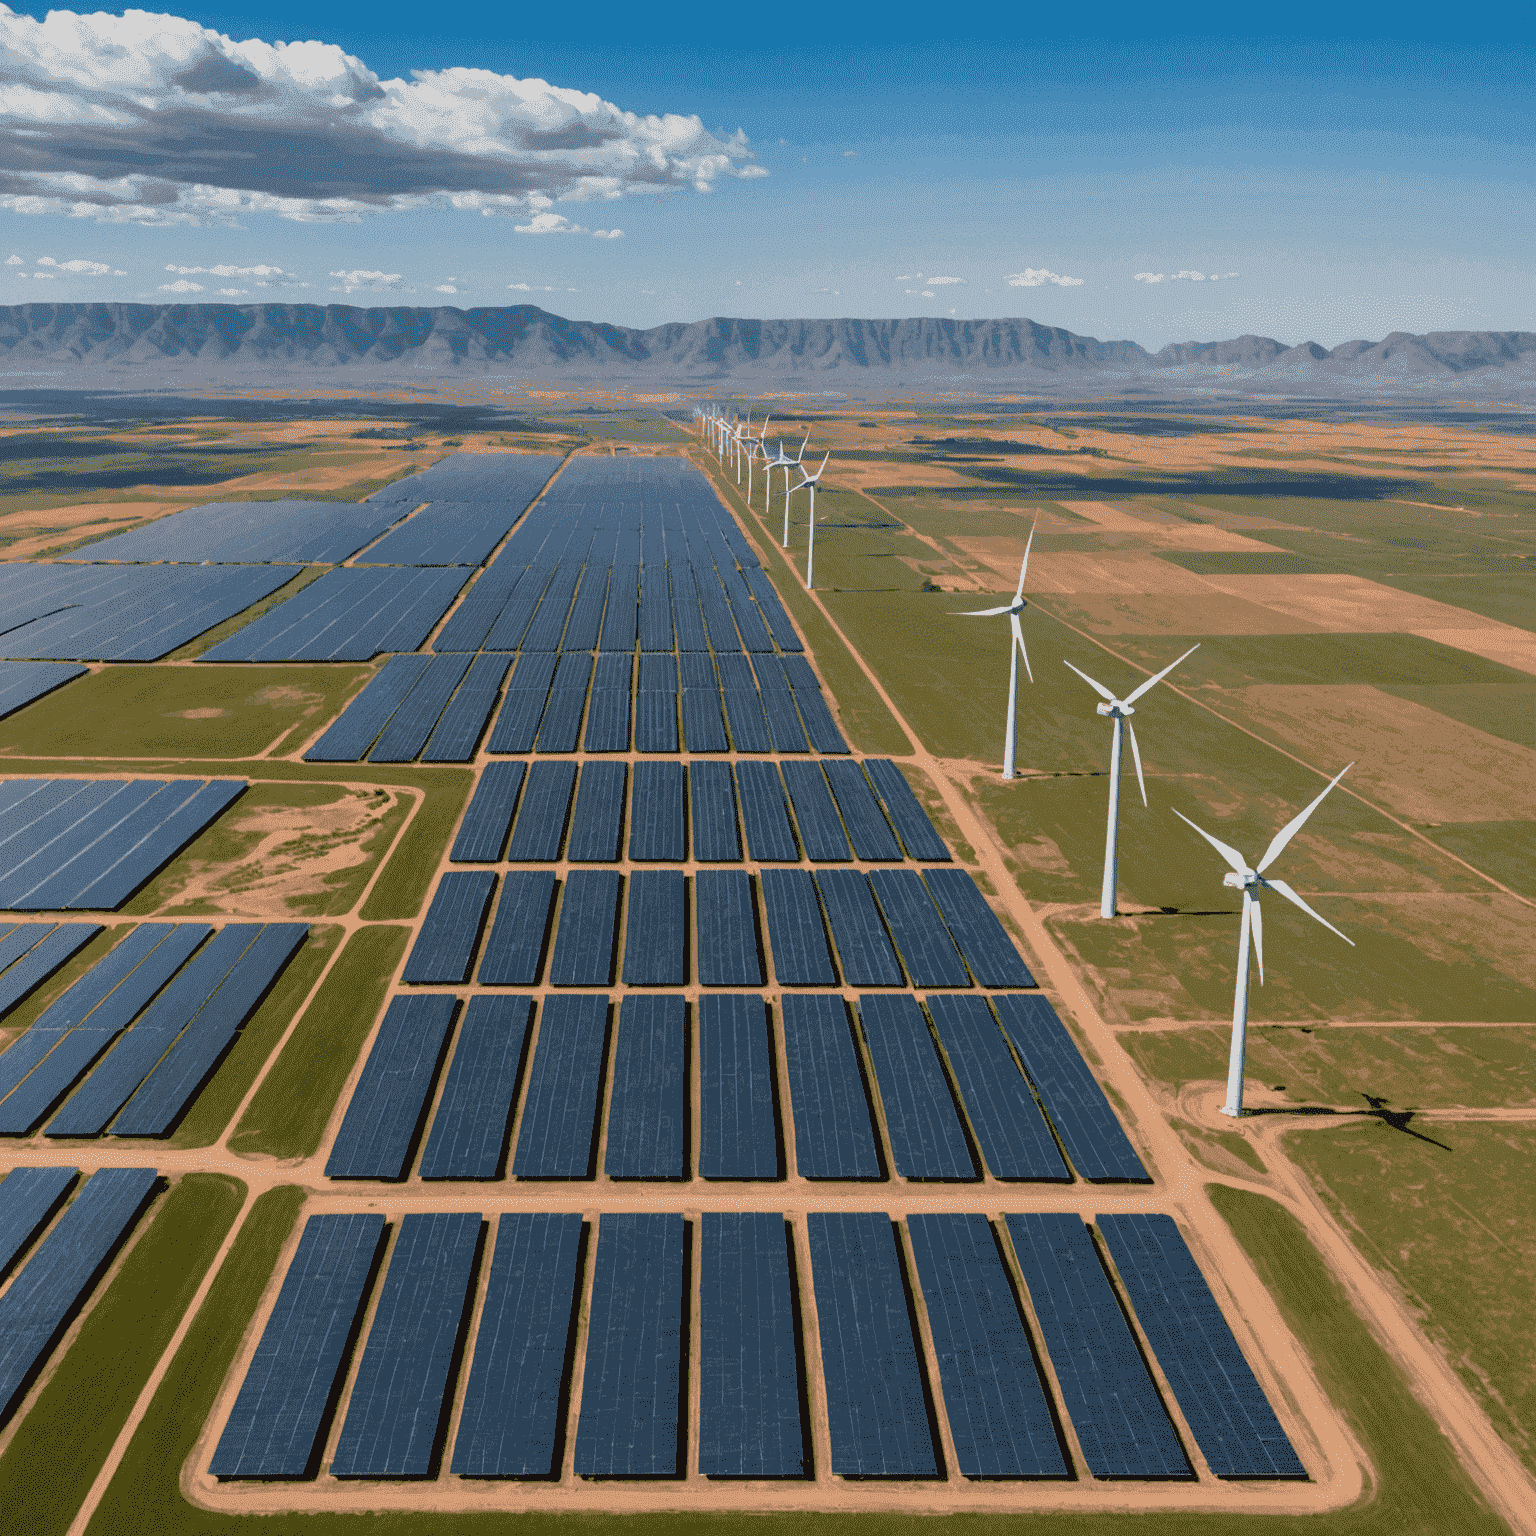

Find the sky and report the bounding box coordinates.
[2,2,1533,349]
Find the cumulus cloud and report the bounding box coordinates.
[164,262,304,286]
[515,212,587,235]
[1134,272,1165,283]
[217,286,245,295]
[31,271,53,279]
[895,272,920,280]
[0,6,764,227]
[434,283,458,293]
[330,268,403,293]
[159,277,203,291]
[37,256,123,274]
[591,228,623,239]
[906,289,935,298]
[925,275,965,286]
[5,253,22,264]
[1006,268,1084,288]
[1135,270,1240,284]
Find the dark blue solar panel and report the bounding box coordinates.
[451,761,525,862]
[758,870,835,985]
[807,1211,937,1477]
[534,688,587,753]
[331,1212,483,1478]
[548,873,620,987]
[856,994,977,1181]
[923,870,1035,987]
[779,656,820,691]
[209,1213,387,1478]
[486,681,552,753]
[779,995,880,1179]
[592,652,633,692]
[567,763,627,862]
[868,870,970,988]
[582,690,630,752]
[814,871,902,986]
[0,1166,76,1283]
[628,762,684,861]
[638,576,673,651]
[422,655,511,762]
[637,655,676,693]
[715,655,756,692]
[860,761,949,861]
[325,995,458,1180]
[721,690,771,752]
[688,761,739,862]
[822,762,903,860]
[452,1212,584,1476]
[369,654,473,761]
[402,873,496,985]
[678,653,717,690]
[742,568,801,650]
[699,1212,803,1476]
[991,995,1148,1182]
[621,872,686,986]
[1004,1214,1191,1479]
[601,571,638,650]
[635,691,680,752]
[604,995,686,1178]
[505,762,577,861]
[303,656,431,762]
[698,995,778,1179]
[695,871,762,986]
[734,762,798,861]
[674,690,721,752]
[727,592,774,653]
[573,1213,685,1476]
[521,570,581,652]
[792,690,849,753]
[760,689,810,753]
[433,596,504,654]
[671,574,710,653]
[780,763,851,860]
[562,572,610,652]
[478,873,556,985]
[905,1213,1066,1478]
[1096,1214,1305,1479]
[420,996,532,1179]
[924,996,1067,1181]
[0,924,98,1019]
[511,995,609,1178]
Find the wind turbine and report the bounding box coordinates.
[763,438,797,541]
[781,432,809,545]
[1063,644,1200,919]
[746,415,770,504]
[793,451,831,589]
[954,521,1035,780]
[1174,765,1355,1118]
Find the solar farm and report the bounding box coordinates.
[0,406,1530,1532]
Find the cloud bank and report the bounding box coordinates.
[1007,268,1083,288]
[0,5,764,226]
[1135,270,1240,283]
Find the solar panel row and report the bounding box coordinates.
[0,661,88,720]
[0,923,100,1019]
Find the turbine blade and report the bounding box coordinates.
[1127,720,1147,806]
[955,604,1013,617]
[1123,642,1201,706]
[1249,892,1264,985]
[1263,878,1354,946]
[1011,610,1033,682]
[1013,517,1036,604]
[1171,807,1249,876]
[1256,763,1354,874]
[1062,658,1117,701]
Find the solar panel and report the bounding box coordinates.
[573,1213,685,1476]
[582,690,630,753]
[715,655,756,692]
[721,690,771,752]
[0,1166,76,1283]
[638,654,677,693]
[534,688,588,753]
[923,870,1035,987]
[734,762,799,861]
[477,873,557,985]
[1004,1214,1191,1479]
[566,763,627,863]
[505,762,577,862]
[638,575,673,651]
[593,651,633,692]
[694,870,762,986]
[402,873,496,985]
[418,996,532,1180]
[561,570,611,652]
[209,1213,387,1478]
[699,1212,804,1476]
[821,762,904,860]
[600,571,638,650]
[758,869,836,985]
[688,760,740,862]
[779,656,820,691]
[867,870,970,988]
[628,762,685,861]
[331,1212,483,1477]
[621,871,687,986]
[421,654,512,762]
[791,689,849,753]
[924,996,1068,1181]
[304,656,431,762]
[779,995,880,1179]
[76,498,402,564]
[760,689,811,753]
[368,654,473,762]
[604,995,687,1178]
[511,994,609,1177]
[635,690,680,753]
[806,1211,937,1477]
[1096,1214,1306,1479]
[451,762,525,863]
[433,596,504,654]
[325,995,458,1180]
[814,871,902,986]
[548,873,621,987]
[991,995,1148,1182]
[855,994,977,1181]
[452,1212,585,1476]
[780,763,851,860]
[0,924,99,1019]
[861,761,951,861]
[905,1213,1067,1478]
[698,995,778,1179]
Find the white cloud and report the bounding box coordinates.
[1006,268,1084,288]
[895,272,921,280]
[37,256,121,274]
[1134,272,1165,283]
[1136,269,1239,284]
[0,8,764,226]
[4,254,22,265]
[508,282,553,291]
[217,287,246,295]
[158,278,204,292]
[592,228,623,239]
[514,212,587,235]
[31,272,54,280]
[434,284,459,293]
[330,268,403,293]
[1175,270,1206,281]
[925,275,965,286]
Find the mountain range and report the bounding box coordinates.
[3,304,1534,395]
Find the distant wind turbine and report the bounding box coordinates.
[746,415,771,504]
[794,451,831,589]
[781,432,809,545]
[1063,644,1200,919]
[1174,765,1355,1117]
[762,437,799,543]
[955,520,1035,780]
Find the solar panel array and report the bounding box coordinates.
[0,778,246,911]
[0,922,100,1018]
[0,661,87,720]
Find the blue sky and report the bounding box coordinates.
[2,2,1532,347]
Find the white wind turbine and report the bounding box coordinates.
[793,451,831,589]
[781,432,809,545]
[1063,644,1200,920]
[1174,765,1355,1118]
[955,520,1036,780]
[762,437,798,542]
[746,415,771,504]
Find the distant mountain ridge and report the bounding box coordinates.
[3,303,1534,392]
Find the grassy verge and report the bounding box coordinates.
[359,767,473,919]
[226,924,408,1160]
[0,1172,244,1536]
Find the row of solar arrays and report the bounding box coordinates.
[0,778,246,911]
[210,1206,1302,1481]
[402,866,1032,992]
[366,451,568,506]
[325,989,1142,1183]
[0,922,100,1018]
[0,661,87,721]
[0,563,301,661]
[0,1165,159,1428]
[0,921,306,1136]
[451,759,946,866]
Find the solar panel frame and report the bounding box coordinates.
[698,995,779,1180]
[621,871,687,987]
[694,870,763,987]
[420,995,534,1179]
[923,869,1036,987]
[758,869,836,986]
[867,870,971,988]
[860,760,951,861]
[734,761,799,861]
[603,995,687,1179]
[778,995,881,1179]
[511,994,610,1178]
[402,873,497,986]
[688,761,740,862]
[451,761,525,863]
[678,689,726,752]
[628,762,685,861]
[720,689,771,752]
[814,871,903,986]
[566,762,627,863]
[477,873,557,986]
[504,762,577,862]
[548,872,621,987]
[780,763,852,861]
[821,761,904,861]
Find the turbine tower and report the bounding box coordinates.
[781,432,808,545]
[1063,644,1200,919]
[1174,765,1355,1117]
[746,415,771,504]
[954,521,1036,780]
[793,451,831,589]
[762,438,797,541]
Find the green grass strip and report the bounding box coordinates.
[360,767,473,920]
[0,1172,244,1536]
[227,924,408,1160]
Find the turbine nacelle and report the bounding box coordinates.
[1094,700,1134,719]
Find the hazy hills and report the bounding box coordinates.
[3,303,1534,395]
